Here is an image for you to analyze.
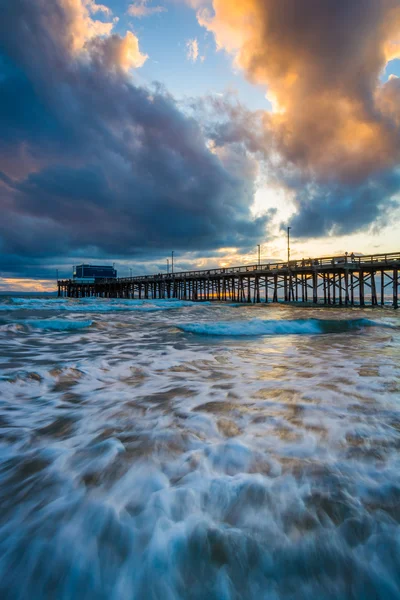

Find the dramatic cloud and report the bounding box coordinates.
[194,0,400,236]
[127,1,166,18]
[0,0,266,280]
[186,38,199,62]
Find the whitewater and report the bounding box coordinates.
[0,295,399,600]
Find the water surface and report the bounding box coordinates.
[0,296,399,599]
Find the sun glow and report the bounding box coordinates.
[0,279,56,293]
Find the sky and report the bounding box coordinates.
[1,0,400,290]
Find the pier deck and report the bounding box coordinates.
[58,252,400,307]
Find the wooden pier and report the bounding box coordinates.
[58,252,400,308]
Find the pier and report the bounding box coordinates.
[58,251,400,308]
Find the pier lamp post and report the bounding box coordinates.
[130,268,132,278]
[171,251,174,274]
[167,259,169,274]
[287,227,291,265]
[257,244,261,267]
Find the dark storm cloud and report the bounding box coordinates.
[284,170,400,237]
[197,0,400,237]
[0,0,267,278]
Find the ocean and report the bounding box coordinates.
[0,295,399,599]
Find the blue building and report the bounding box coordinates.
[73,264,117,283]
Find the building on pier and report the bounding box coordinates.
[73,264,117,283]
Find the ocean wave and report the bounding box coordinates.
[0,322,25,332]
[11,297,54,304]
[178,318,387,336]
[25,319,93,331]
[64,304,165,313]
[7,298,207,312]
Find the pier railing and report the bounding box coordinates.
[101,251,400,283]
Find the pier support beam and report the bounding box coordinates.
[359,271,365,306]
[312,271,318,304]
[273,274,278,303]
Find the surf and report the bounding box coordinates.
[177,318,389,336]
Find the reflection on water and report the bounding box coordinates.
[0,297,399,599]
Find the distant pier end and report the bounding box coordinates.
[58,252,400,308]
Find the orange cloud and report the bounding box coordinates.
[86,31,148,71]
[196,0,400,184]
[41,0,147,71]
[60,0,114,54]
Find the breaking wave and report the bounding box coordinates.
[8,297,209,312]
[178,318,387,336]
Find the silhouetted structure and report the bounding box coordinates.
[59,252,400,308]
[73,264,117,283]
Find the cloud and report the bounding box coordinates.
[84,0,112,16]
[0,278,56,292]
[194,0,400,236]
[127,1,166,18]
[186,38,199,62]
[86,31,148,71]
[0,0,266,281]
[284,170,400,238]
